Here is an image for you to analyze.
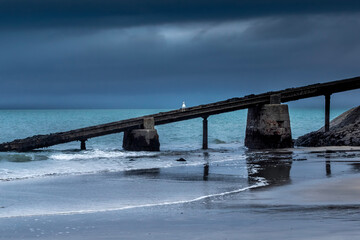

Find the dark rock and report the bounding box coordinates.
[295,106,360,147]
[176,158,186,162]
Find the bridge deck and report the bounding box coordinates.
[0,76,359,151]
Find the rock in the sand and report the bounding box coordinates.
[176,158,187,162]
[295,106,360,147]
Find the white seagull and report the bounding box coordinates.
[181,101,186,111]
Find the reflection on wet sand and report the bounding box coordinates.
[203,152,209,181]
[124,152,211,181]
[326,160,331,176]
[351,163,360,172]
[124,168,161,177]
[246,151,293,186]
[203,164,209,181]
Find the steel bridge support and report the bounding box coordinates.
[202,116,208,150]
[325,94,331,132]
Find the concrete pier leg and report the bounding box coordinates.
[123,117,160,151]
[325,94,331,132]
[245,104,293,149]
[202,116,208,150]
[80,140,86,150]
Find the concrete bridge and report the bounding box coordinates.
[0,76,359,152]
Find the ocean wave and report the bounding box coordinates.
[0,154,49,162]
[50,149,159,161]
[0,148,247,182]
[213,139,226,144]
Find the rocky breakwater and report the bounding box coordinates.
[296,106,360,147]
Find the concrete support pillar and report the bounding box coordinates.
[123,117,160,151]
[80,140,86,150]
[245,104,293,149]
[325,94,331,132]
[202,116,208,150]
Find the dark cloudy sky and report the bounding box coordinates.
[1,0,359,109]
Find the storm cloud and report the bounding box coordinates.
[0,0,359,108]
[1,0,360,29]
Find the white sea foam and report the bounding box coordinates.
[50,149,158,161]
[0,180,267,219]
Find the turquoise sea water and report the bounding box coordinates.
[0,107,346,182]
[0,108,346,146]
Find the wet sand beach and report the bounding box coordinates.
[1,147,360,239]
